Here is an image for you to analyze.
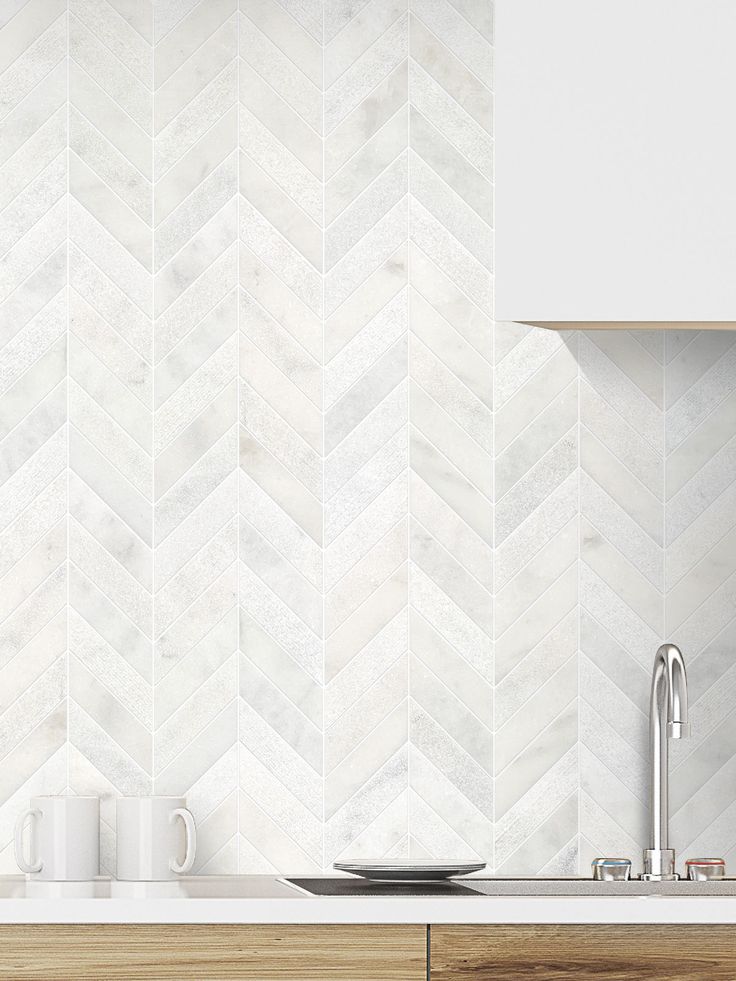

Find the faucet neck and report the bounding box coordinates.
[649,656,670,853]
[644,644,689,881]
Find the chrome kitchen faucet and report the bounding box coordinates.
[641,643,689,881]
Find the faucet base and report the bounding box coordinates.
[641,848,679,881]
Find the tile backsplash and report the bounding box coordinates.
[1,0,734,876]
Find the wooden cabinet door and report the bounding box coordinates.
[0,924,427,980]
[430,924,736,980]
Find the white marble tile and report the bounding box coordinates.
[4,0,736,878]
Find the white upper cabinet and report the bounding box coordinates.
[495,0,736,329]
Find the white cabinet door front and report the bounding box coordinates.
[495,0,736,329]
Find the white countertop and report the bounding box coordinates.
[1,876,736,924]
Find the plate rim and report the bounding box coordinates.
[333,861,486,875]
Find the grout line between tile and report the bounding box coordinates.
[151,4,156,797]
[577,330,582,875]
[321,2,326,874]
[406,10,411,859]
[489,0,496,874]
[236,2,241,874]
[66,0,70,795]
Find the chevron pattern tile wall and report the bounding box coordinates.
[153,1,238,875]
[239,0,324,872]
[667,331,736,868]
[1,0,735,877]
[322,2,409,868]
[68,0,153,875]
[495,323,578,875]
[408,0,493,864]
[0,0,68,874]
[579,330,664,870]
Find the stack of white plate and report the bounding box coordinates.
[333,860,486,883]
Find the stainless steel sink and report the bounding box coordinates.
[287,877,736,897]
[442,878,736,897]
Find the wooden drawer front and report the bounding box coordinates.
[0,924,427,980]
[430,924,736,980]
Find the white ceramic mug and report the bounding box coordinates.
[116,797,196,881]
[14,796,99,881]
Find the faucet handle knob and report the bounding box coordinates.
[686,858,725,881]
[591,858,632,881]
[667,721,690,739]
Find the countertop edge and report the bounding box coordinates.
[2,896,736,925]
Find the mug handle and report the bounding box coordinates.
[14,808,42,874]
[169,808,196,874]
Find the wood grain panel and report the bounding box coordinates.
[0,924,427,980]
[431,924,736,980]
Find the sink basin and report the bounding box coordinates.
[465,878,736,896]
[287,877,736,898]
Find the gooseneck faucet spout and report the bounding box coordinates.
[642,643,689,881]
